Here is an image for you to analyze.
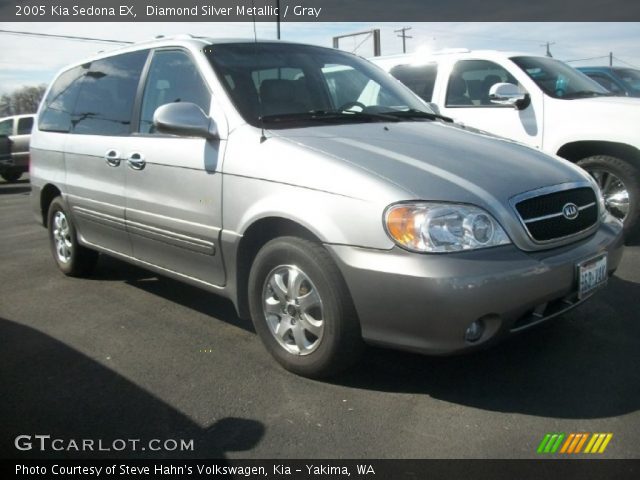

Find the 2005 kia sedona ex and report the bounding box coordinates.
[30,36,624,377]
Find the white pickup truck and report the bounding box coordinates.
[373,50,640,236]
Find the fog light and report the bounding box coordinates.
[465,319,485,342]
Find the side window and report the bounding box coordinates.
[0,119,12,136]
[38,65,87,133]
[17,117,34,135]
[139,50,211,134]
[72,50,148,136]
[389,63,438,102]
[446,60,520,107]
[586,73,621,93]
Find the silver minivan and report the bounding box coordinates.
[31,36,624,377]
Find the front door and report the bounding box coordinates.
[438,59,543,149]
[122,48,226,287]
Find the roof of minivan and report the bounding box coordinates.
[58,35,324,71]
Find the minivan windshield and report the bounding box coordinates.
[205,42,437,128]
[511,56,611,99]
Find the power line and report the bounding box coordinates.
[613,56,639,68]
[0,29,132,44]
[564,54,639,68]
[351,32,373,54]
[565,55,610,63]
[423,27,546,46]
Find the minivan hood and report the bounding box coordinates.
[270,121,590,207]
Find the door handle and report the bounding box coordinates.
[127,152,146,170]
[104,149,121,167]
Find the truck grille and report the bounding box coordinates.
[515,186,598,242]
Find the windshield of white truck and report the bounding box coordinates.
[511,56,611,99]
[617,68,640,94]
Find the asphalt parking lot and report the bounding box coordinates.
[1,177,639,460]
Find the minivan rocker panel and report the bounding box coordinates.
[30,37,624,377]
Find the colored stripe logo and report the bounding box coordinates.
[537,433,613,454]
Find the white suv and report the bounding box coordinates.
[373,50,640,236]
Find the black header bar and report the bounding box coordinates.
[2,0,640,22]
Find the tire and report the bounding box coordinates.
[47,197,98,277]
[577,155,640,236]
[248,236,363,378]
[1,170,22,183]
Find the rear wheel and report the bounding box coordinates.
[47,197,98,277]
[248,236,363,378]
[1,170,22,183]
[577,155,640,236]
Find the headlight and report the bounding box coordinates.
[384,202,511,253]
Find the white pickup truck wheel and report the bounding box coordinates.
[577,155,640,236]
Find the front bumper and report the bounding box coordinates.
[326,217,624,355]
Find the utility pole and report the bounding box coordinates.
[541,41,555,57]
[610,52,613,66]
[395,27,413,54]
[276,0,281,39]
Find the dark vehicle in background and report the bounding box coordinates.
[0,114,35,182]
[577,67,640,97]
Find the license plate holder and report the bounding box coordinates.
[577,254,608,299]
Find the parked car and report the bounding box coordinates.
[30,37,623,377]
[577,66,640,98]
[0,113,35,182]
[373,50,640,236]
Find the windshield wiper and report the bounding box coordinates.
[561,90,615,99]
[259,110,401,124]
[383,108,453,123]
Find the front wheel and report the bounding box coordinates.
[577,155,640,236]
[47,197,99,276]
[248,237,363,378]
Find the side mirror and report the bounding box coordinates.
[426,102,441,115]
[153,102,218,139]
[489,83,529,109]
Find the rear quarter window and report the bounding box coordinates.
[39,65,88,133]
[72,50,148,136]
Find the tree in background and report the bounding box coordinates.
[0,85,46,117]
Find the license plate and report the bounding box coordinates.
[578,254,608,299]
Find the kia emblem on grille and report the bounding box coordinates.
[562,203,579,220]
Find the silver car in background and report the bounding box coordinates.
[30,36,624,377]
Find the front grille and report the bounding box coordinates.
[515,186,598,242]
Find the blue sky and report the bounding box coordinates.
[0,22,639,95]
